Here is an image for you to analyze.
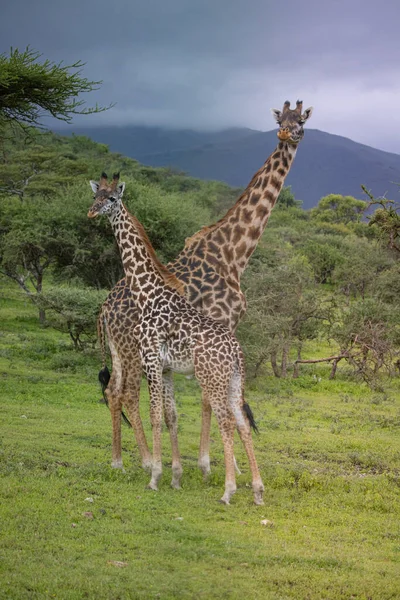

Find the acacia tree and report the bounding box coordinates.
[38,286,107,349]
[329,298,400,385]
[239,253,327,378]
[0,47,111,131]
[362,186,400,255]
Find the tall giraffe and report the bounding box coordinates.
[97,100,313,481]
[88,173,264,505]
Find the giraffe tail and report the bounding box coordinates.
[97,310,132,428]
[235,347,259,435]
[243,402,259,435]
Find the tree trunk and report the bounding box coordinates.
[253,353,266,379]
[281,345,289,378]
[270,351,281,378]
[329,359,339,379]
[293,344,302,378]
[293,362,299,378]
[36,271,46,324]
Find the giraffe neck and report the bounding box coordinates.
[184,141,297,280]
[109,203,178,307]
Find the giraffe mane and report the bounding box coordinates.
[128,211,185,296]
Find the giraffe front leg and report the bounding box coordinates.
[145,364,164,491]
[163,372,182,489]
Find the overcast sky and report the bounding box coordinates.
[2,0,400,153]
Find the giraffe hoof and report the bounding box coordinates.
[171,482,181,490]
[146,483,159,491]
[253,483,264,505]
[219,498,230,505]
[111,459,124,471]
[198,456,211,477]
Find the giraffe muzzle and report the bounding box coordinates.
[277,128,292,141]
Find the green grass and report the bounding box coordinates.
[1,281,400,599]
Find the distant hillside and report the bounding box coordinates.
[58,125,400,208]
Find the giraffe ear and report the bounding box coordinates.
[271,108,282,124]
[118,182,126,196]
[301,107,313,122]
[90,180,99,193]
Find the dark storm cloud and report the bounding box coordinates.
[2,0,400,152]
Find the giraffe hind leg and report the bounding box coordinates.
[122,352,152,471]
[163,371,182,489]
[199,392,240,478]
[229,370,264,505]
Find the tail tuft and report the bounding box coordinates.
[243,402,259,434]
[98,366,132,429]
[98,366,111,392]
[98,366,111,407]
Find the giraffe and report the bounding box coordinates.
[88,172,264,505]
[96,100,313,481]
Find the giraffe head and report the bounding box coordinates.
[88,172,126,218]
[271,100,313,145]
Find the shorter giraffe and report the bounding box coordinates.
[88,173,264,505]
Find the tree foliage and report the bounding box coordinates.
[362,185,400,254]
[329,298,400,384]
[38,286,107,349]
[0,47,111,131]
[311,193,367,224]
[239,249,327,378]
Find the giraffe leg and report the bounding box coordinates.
[233,456,242,475]
[108,389,124,470]
[198,394,212,478]
[199,393,241,478]
[216,411,237,505]
[145,364,164,491]
[106,341,124,470]
[205,385,237,504]
[162,371,182,489]
[122,351,152,471]
[236,420,264,505]
[228,370,264,505]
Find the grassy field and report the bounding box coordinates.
[1,281,400,600]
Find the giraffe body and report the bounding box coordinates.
[96,101,313,479]
[88,176,264,504]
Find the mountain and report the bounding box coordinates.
[57,125,400,208]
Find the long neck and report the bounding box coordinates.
[109,203,170,307]
[184,141,297,279]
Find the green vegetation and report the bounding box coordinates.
[1,281,399,599]
[1,127,400,597]
[1,127,400,386]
